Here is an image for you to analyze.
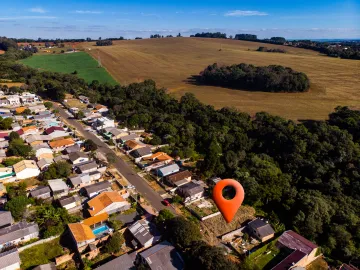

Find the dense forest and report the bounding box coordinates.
[192,32,227,39]
[197,63,310,93]
[96,40,113,46]
[234,34,258,40]
[1,40,360,264]
[256,46,286,53]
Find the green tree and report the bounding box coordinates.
[0,117,13,130]
[22,108,31,115]
[5,196,30,221]
[187,241,238,270]
[43,161,71,180]
[166,217,201,249]
[9,131,20,141]
[44,101,53,109]
[84,139,98,152]
[76,110,85,119]
[109,220,123,231]
[7,138,33,157]
[105,232,124,254]
[106,152,116,165]
[2,157,24,166]
[155,209,174,229]
[150,135,162,145]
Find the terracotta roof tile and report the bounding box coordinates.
[68,223,95,242]
[82,213,109,226]
[49,138,75,149]
[87,192,125,216]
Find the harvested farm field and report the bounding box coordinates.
[82,37,360,120]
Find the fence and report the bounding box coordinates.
[18,235,59,252]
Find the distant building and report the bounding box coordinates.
[96,253,135,270]
[58,195,81,210]
[48,179,69,199]
[33,262,57,270]
[156,164,180,178]
[75,160,98,174]
[69,152,89,165]
[247,218,275,243]
[165,170,192,187]
[138,241,184,270]
[93,117,115,131]
[176,181,204,204]
[49,138,75,152]
[83,181,111,198]
[68,223,95,249]
[0,211,14,229]
[29,186,52,200]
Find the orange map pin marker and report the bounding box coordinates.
[213,179,245,223]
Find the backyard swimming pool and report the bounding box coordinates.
[92,225,110,235]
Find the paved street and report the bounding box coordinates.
[54,103,176,214]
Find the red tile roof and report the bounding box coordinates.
[45,126,65,135]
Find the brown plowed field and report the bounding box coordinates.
[81,38,360,120]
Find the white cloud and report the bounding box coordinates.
[0,16,57,20]
[29,7,46,13]
[73,10,103,14]
[224,10,268,17]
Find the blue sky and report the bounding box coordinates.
[1,0,359,39]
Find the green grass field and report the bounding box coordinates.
[20,52,117,84]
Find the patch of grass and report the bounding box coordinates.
[20,52,117,84]
[84,37,360,120]
[20,238,65,270]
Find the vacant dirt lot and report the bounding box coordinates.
[83,38,360,120]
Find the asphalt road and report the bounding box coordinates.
[54,103,175,214]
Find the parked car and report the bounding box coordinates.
[162,199,170,206]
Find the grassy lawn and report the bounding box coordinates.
[20,52,117,84]
[20,238,65,270]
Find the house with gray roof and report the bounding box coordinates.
[0,211,14,229]
[64,144,80,154]
[68,173,91,188]
[83,181,111,198]
[69,152,89,165]
[29,186,51,200]
[53,155,69,163]
[247,218,275,243]
[131,147,152,162]
[96,253,135,270]
[37,158,54,171]
[138,241,184,270]
[32,143,50,151]
[58,195,81,210]
[119,134,139,144]
[0,222,39,249]
[156,164,180,178]
[75,161,98,174]
[0,249,21,270]
[176,181,204,204]
[48,179,69,199]
[128,219,161,249]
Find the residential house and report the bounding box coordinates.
[0,222,39,249]
[33,263,57,270]
[103,127,128,140]
[131,147,152,162]
[145,152,173,163]
[26,135,52,146]
[0,168,15,183]
[14,107,26,115]
[28,104,46,114]
[68,223,95,249]
[33,142,52,153]
[0,133,8,142]
[64,144,80,154]
[49,138,75,152]
[35,148,54,161]
[209,177,222,185]
[95,104,109,114]
[165,170,192,187]
[75,161,98,174]
[176,181,204,204]
[17,126,38,137]
[20,92,40,104]
[48,179,69,199]
[83,181,111,198]
[53,155,69,163]
[96,253,135,270]
[272,230,321,270]
[78,95,89,104]
[37,158,54,171]
[29,186,51,200]
[124,140,146,153]
[13,160,40,180]
[92,117,115,131]
[0,211,14,229]
[138,241,184,270]
[58,195,81,210]
[128,219,161,249]
[69,152,89,165]
[0,249,21,270]
[0,113,14,119]
[68,174,92,188]
[82,213,108,229]
[156,164,180,178]
[33,113,53,121]
[44,126,69,139]
[119,134,139,145]
[87,191,130,216]
[0,109,10,115]
[247,218,275,243]
[6,95,21,106]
